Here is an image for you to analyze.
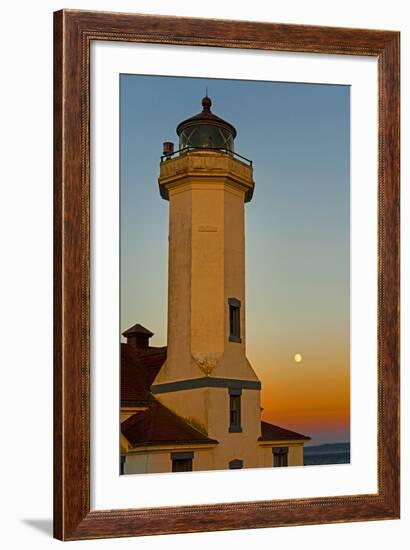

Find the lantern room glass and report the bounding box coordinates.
[179,124,235,152]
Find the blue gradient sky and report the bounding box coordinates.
[120,74,350,446]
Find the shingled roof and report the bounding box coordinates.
[122,401,218,448]
[121,344,154,407]
[133,346,167,386]
[120,343,167,407]
[259,421,310,442]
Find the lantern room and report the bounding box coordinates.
[176,96,237,152]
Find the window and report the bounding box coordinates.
[229,459,243,469]
[179,124,234,152]
[171,451,193,472]
[273,447,288,467]
[228,297,241,342]
[172,459,192,472]
[229,388,242,432]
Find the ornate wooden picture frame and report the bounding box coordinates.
[53,9,400,541]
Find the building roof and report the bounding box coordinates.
[133,346,167,386]
[121,343,154,407]
[176,96,237,139]
[122,400,218,447]
[122,323,154,338]
[121,343,167,407]
[259,421,310,442]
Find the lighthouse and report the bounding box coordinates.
[120,96,309,474]
[152,96,263,467]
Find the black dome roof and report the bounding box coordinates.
[176,96,237,139]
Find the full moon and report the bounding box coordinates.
[293,353,303,363]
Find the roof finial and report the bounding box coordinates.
[202,90,212,111]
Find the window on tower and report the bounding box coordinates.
[229,388,242,432]
[228,297,241,342]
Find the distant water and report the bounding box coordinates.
[304,442,350,466]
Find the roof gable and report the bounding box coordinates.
[259,421,310,442]
[122,401,218,447]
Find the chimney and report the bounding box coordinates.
[163,141,174,158]
[122,323,154,350]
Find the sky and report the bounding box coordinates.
[120,74,350,446]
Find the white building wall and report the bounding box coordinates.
[123,441,305,474]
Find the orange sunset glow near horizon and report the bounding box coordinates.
[255,356,350,445]
[245,316,350,445]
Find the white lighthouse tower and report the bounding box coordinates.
[152,96,263,467]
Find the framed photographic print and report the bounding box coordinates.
[54,9,400,541]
